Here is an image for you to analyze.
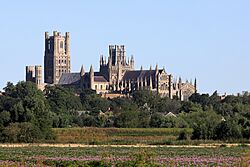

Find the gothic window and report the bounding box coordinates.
[60,41,64,49]
[95,85,98,90]
[48,41,51,50]
[101,85,103,90]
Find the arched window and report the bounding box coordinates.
[60,41,64,49]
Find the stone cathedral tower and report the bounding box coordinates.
[44,31,71,84]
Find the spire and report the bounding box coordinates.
[80,65,85,76]
[137,77,140,90]
[130,55,134,69]
[100,55,103,65]
[90,65,94,74]
[149,74,152,90]
[194,78,197,93]
[104,56,106,65]
[190,79,193,85]
[155,64,158,71]
[140,65,143,71]
[108,56,112,67]
[102,55,104,65]
[131,55,134,61]
[179,77,182,84]
[149,65,152,71]
[89,65,94,90]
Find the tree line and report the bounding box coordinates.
[0,81,249,142]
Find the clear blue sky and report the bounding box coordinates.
[0,0,249,94]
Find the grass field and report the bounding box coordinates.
[53,127,193,145]
[0,146,249,166]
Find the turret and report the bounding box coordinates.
[80,65,85,76]
[155,64,158,72]
[100,55,103,66]
[130,55,134,69]
[155,64,159,90]
[169,74,173,99]
[179,77,182,84]
[89,65,94,89]
[45,32,49,39]
[65,32,70,54]
[194,78,197,93]
[104,56,106,65]
[35,65,42,85]
[26,66,35,82]
[108,56,112,68]
[117,61,122,83]
[149,74,152,90]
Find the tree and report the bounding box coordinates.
[132,90,160,112]
[45,86,82,113]
[183,111,221,140]
[157,97,181,114]
[214,118,242,140]
[114,110,140,128]
[0,82,54,142]
[2,122,40,143]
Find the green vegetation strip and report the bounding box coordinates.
[53,128,193,144]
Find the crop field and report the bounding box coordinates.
[0,128,249,166]
[53,127,193,145]
[0,146,249,166]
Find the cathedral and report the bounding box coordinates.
[26,31,197,101]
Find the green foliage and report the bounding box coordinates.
[157,97,181,114]
[53,127,192,144]
[114,110,140,128]
[0,81,250,142]
[45,86,82,113]
[132,90,160,112]
[214,118,243,140]
[1,122,40,143]
[0,81,54,142]
[182,111,221,140]
[177,129,190,140]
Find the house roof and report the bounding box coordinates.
[122,70,157,81]
[94,76,108,82]
[166,112,177,117]
[58,73,81,85]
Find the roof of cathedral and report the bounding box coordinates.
[58,73,81,85]
[94,76,108,82]
[122,70,157,81]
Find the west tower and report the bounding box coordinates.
[44,31,71,84]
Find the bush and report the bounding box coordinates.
[1,122,40,143]
[214,119,243,140]
[178,129,189,140]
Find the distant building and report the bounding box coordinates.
[25,31,197,101]
[25,65,44,90]
[166,112,177,117]
[44,31,71,84]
